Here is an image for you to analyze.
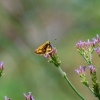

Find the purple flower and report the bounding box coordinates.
[94,47,100,56]
[97,34,100,41]
[92,38,98,44]
[44,47,57,59]
[0,61,4,69]
[76,40,84,49]
[85,39,95,48]
[76,39,95,50]
[88,65,99,95]
[88,65,96,74]
[44,46,61,67]
[0,61,4,76]
[93,34,100,45]
[4,96,12,100]
[76,39,95,64]
[75,66,86,75]
[51,47,57,55]
[44,53,51,59]
[23,92,34,100]
[75,66,89,86]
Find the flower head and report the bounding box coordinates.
[76,39,95,64]
[23,92,34,100]
[96,34,100,45]
[0,61,4,69]
[44,53,51,59]
[94,47,100,57]
[44,47,61,67]
[92,34,100,45]
[50,47,57,55]
[88,65,100,96]
[88,65,96,74]
[4,96,12,100]
[42,45,61,67]
[0,61,4,76]
[75,66,86,75]
[92,38,98,44]
[76,39,95,52]
[75,66,89,86]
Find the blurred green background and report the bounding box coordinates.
[0,0,100,100]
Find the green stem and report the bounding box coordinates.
[97,95,100,100]
[98,96,100,100]
[86,54,100,100]
[83,56,92,65]
[88,88,100,100]
[88,86,96,95]
[57,66,86,100]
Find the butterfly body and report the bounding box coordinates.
[34,41,52,55]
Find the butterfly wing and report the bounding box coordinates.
[34,44,46,54]
[34,41,52,55]
[45,43,52,54]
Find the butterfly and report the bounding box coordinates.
[34,41,52,55]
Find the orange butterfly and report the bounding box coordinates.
[34,41,52,55]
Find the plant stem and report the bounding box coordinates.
[57,66,86,100]
[83,56,92,65]
[98,96,100,100]
[85,54,100,100]
[88,87,100,100]
[88,86,96,95]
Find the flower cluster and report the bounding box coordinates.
[4,96,12,100]
[76,34,100,98]
[0,61,4,76]
[88,65,100,97]
[23,92,35,100]
[76,39,95,65]
[5,92,35,100]
[75,66,86,75]
[92,34,100,57]
[94,47,100,57]
[93,34,100,45]
[89,65,97,74]
[75,65,100,97]
[44,47,61,67]
[75,66,89,86]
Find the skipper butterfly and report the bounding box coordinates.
[34,41,52,55]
